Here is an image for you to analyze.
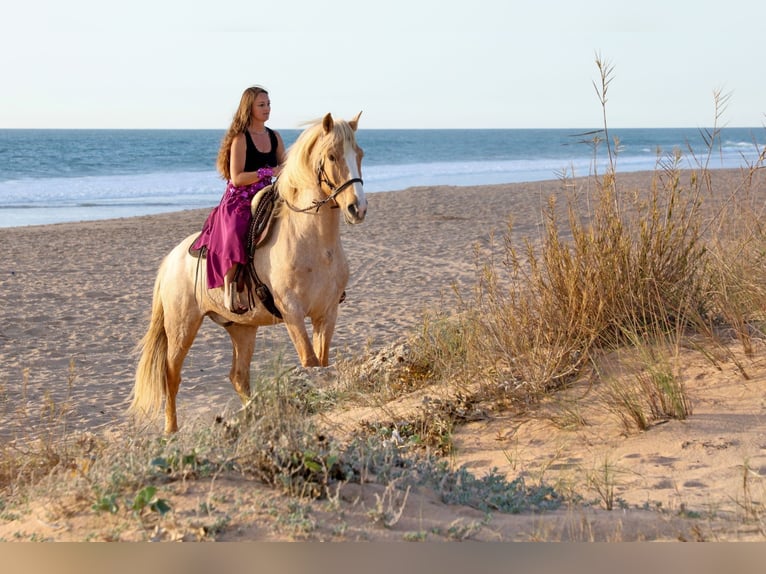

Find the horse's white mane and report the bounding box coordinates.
[277,116,356,200]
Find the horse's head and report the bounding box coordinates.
[315,112,367,224]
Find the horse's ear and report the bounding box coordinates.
[349,111,362,132]
[322,113,334,134]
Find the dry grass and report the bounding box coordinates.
[413,57,766,435]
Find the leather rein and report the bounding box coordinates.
[283,159,363,214]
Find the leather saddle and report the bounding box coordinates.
[190,184,282,318]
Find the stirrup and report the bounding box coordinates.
[225,280,248,314]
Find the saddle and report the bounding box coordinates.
[247,184,279,252]
[236,184,282,318]
[189,184,282,318]
[192,183,346,318]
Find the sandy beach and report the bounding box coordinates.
[0,176,558,440]
[3,170,766,541]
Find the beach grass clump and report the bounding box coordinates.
[404,57,766,429]
[464,140,712,401]
[699,156,766,358]
[355,168,731,442]
[599,335,693,433]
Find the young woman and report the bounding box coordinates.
[191,86,286,313]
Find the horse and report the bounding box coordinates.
[130,112,367,433]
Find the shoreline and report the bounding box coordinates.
[2,161,761,230]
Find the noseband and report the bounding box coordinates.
[284,159,363,214]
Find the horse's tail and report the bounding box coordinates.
[130,264,168,420]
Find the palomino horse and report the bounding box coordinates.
[131,112,366,433]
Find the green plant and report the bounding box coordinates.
[403,530,428,542]
[129,486,171,517]
[275,501,316,535]
[639,363,692,421]
[602,373,649,432]
[588,458,620,511]
[92,493,119,514]
[433,466,563,514]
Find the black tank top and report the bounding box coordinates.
[243,128,279,172]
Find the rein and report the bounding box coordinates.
[283,159,363,214]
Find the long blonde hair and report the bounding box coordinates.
[216,86,268,180]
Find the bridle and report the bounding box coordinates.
[283,158,363,214]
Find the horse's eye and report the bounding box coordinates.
[328,154,336,162]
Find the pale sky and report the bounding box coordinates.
[2,0,764,129]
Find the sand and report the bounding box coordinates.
[0,176,557,440]
[3,170,766,541]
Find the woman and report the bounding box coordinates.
[192,85,286,313]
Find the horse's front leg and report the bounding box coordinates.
[224,324,258,401]
[311,308,338,367]
[282,314,321,367]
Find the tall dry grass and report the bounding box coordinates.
[415,56,766,425]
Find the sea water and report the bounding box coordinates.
[0,127,763,228]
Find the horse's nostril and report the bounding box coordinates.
[348,204,358,218]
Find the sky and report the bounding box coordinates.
[1,0,764,130]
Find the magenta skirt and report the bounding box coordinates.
[191,180,269,289]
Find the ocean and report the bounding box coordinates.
[1,127,764,228]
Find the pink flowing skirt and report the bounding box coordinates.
[191,180,269,289]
